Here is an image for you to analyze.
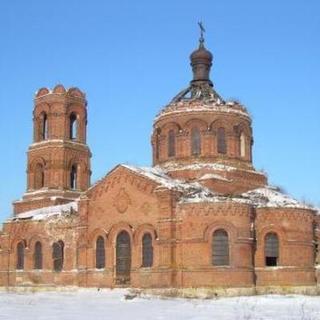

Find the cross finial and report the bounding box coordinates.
[198,21,205,47]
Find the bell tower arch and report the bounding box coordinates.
[13,84,92,214]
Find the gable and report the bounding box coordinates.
[85,165,165,230]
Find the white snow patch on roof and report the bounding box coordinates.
[11,202,78,221]
[180,185,314,210]
[241,186,313,209]
[122,165,216,199]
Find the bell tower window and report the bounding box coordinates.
[34,163,45,189]
[41,113,48,140]
[69,113,78,140]
[70,164,77,190]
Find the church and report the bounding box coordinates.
[0,32,319,295]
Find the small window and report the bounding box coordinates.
[34,241,43,270]
[16,241,25,270]
[240,132,246,157]
[96,236,105,269]
[70,165,77,190]
[69,113,78,140]
[212,229,229,266]
[265,233,279,267]
[191,127,201,155]
[34,163,45,189]
[52,241,64,272]
[168,130,176,157]
[217,127,227,154]
[41,113,48,140]
[142,233,153,267]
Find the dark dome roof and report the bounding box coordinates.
[190,45,213,62]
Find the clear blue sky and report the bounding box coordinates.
[0,0,319,221]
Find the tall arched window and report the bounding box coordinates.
[265,233,279,266]
[41,113,48,140]
[34,241,43,270]
[240,132,246,158]
[69,113,78,140]
[16,241,25,270]
[191,127,201,155]
[52,240,64,272]
[70,165,77,190]
[34,163,45,189]
[212,229,229,266]
[96,236,105,269]
[217,127,227,154]
[168,130,176,157]
[142,233,153,267]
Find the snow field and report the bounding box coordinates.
[0,289,320,320]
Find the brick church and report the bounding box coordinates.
[0,33,319,294]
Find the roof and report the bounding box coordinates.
[122,165,314,211]
[10,202,78,222]
[122,164,214,196]
[12,164,313,222]
[180,185,315,210]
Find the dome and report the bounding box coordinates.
[151,36,254,176]
[190,45,213,63]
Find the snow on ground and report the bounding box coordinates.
[0,289,320,320]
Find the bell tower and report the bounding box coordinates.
[13,84,91,214]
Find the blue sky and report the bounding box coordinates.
[0,0,319,221]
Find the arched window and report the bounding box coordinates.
[16,241,25,270]
[265,233,279,267]
[240,132,246,158]
[212,229,229,266]
[34,241,43,270]
[41,113,48,140]
[142,233,153,267]
[70,165,77,190]
[69,113,78,140]
[96,236,105,269]
[52,240,64,272]
[34,163,45,189]
[191,127,201,155]
[116,231,131,283]
[217,127,227,154]
[168,130,176,157]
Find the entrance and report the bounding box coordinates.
[116,230,131,284]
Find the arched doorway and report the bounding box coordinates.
[116,231,131,284]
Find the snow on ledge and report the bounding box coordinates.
[156,162,266,177]
[199,173,232,182]
[154,102,250,122]
[11,202,78,221]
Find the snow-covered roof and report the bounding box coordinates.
[97,164,313,211]
[180,185,314,210]
[123,165,214,196]
[10,202,78,221]
[240,186,313,209]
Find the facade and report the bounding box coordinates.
[0,36,319,294]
